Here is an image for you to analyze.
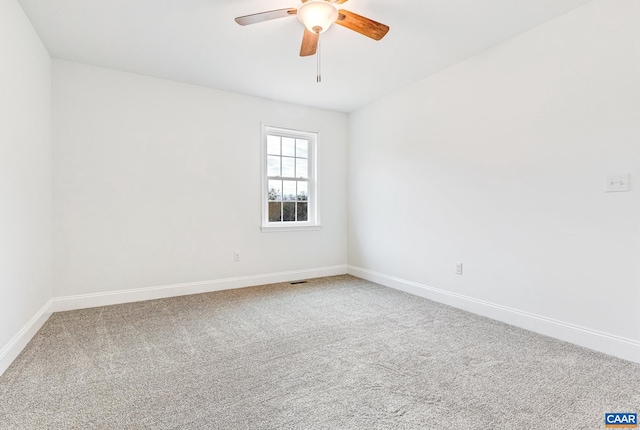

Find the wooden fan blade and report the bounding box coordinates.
[235,8,297,26]
[336,9,389,40]
[302,0,348,2]
[300,28,319,56]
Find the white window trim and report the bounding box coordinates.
[261,124,321,232]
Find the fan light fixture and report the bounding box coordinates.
[297,1,338,34]
[235,0,389,82]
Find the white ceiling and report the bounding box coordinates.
[18,0,592,112]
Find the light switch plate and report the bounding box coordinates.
[455,262,463,275]
[605,174,630,192]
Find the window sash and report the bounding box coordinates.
[262,125,319,231]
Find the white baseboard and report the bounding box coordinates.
[1,265,347,375]
[0,299,53,376]
[348,265,640,364]
[53,265,348,312]
[7,264,635,377]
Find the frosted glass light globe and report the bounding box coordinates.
[297,1,339,34]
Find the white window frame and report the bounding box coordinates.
[261,124,321,232]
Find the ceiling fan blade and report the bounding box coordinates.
[334,0,349,4]
[335,9,389,40]
[235,8,297,26]
[300,28,319,56]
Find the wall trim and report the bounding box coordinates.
[53,265,348,312]
[6,264,636,376]
[348,265,640,364]
[2,265,346,374]
[0,299,54,376]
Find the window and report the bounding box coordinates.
[262,125,319,231]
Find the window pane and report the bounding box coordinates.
[297,202,308,221]
[282,157,295,177]
[283,202,296,221]
[296,139,308,159]
[283,180,296,201]
[268,180,282,201]
[267,135,280,155]
[282,137,295,156]
[296,158,308,179]
[297,182,308,201]
[269,202,282,222]
[263,126,315,228]
[267,156,280,177]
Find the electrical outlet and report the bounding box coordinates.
[234,252,240,262]
[455,262,463,275]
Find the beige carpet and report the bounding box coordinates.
[1,275,639,429]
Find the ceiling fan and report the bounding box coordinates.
[235,0,389,77]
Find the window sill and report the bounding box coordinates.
[261,225,323,233]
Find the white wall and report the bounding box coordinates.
[349,0,640,351]
[0,0,53,368]
[53,60,348,298]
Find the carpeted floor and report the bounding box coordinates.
[1,275,639,429]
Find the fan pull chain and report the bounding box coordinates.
[316,33,321,83]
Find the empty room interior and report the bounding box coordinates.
[1,0,640,428]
